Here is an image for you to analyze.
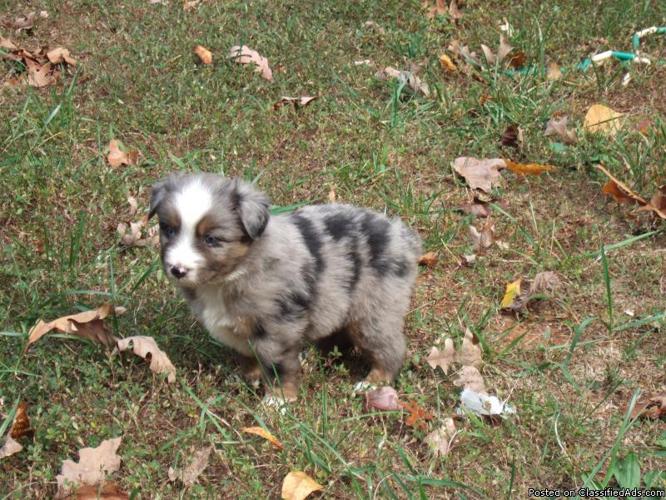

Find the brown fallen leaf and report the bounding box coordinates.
[1,36,18,50]
[424,0,446,18]
[167,446,212,486]
[47,47,77,66]
[544,116,577,145]
[448,39,480,66]
[56,437,122,496]
[452,157,506,193]
[241,426,283,449]
[69,319,117,349]
[469,219,494,252]
[0,436,23,460]
[424,418,457,457]
[596,164,647,206]
[327,186,336,202]
[426,339,455,374]
[453,365,486,393]
[500,124,522,149]
[500,272,561,312]
[546,61,563,81]
[273,96,317,110]
[630,393,666,420]
[505,160,556,175]
[458,328,482,368]
[117,216,159,248]
[228,45,273,81]
[26,60,57,88]
[183,0,201,11]
[365,386,401,411]
[70,482,129,500]
[507,51,527,69]
[10,402,33,439]
[481,34,513,65]
[401,401,433,430]
[418,251,438,267]
[13,12,36,32]
[107,140,139,168]
[194,45,213,65]
[116,336,176,383]
[448,0,462,20]
[281,471,323,500]
[375,66,430,96]
[584,104,624,137]
[27,304,121,349]
[460,202,490,218]
[530,271,562,294]
[637,185,666,219]
[439,53,457,72]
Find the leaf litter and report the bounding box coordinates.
[56,437,122,496]
[375,66,430,96]
[500,271,562,312]
[168,446,213,486]
[228,45,273,81]
[281,471,323,500]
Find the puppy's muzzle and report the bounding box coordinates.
[170,265,189,280]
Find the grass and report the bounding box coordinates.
[1,0,665,497]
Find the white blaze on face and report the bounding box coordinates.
[164,181,213,280]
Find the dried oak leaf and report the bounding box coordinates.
[500,272,561,312]
[469,219,494,252]
[460,202,490,218]
[452,157,506,193]
[47,47,77,66]
[418,251,438,267]
[426,339,455,374]
[505,160,556,175]
[458,328,482,368]
[424,418,457,457]
[401,401,433,430]
[116,336,176,383]
[637,185,666,219]
[453,365,486,393]
[0,436,22,460]
[10,402,33,439]
[27,304,122,349]
[26,60,57,88]
[545,116,577,145]
[241,426,283,449]
[56,437,122,496]
[107,140,139,168]
[481,34,513,65]
[228,45,273,81]
[194,45,213,65]
[68,482,129,499]
[500,124,522,149]
[584,104,624,137]
[1,37,18,50]
[167,446,212,486]
[439,53,457,72]
[630,393,666,420]
[375,66,430,96]
[273,96,317,110]
[365,386,401,411]
[281,471,323,500]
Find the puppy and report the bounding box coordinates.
[149,173,421,403]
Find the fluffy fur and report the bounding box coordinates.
[150,173,421,402]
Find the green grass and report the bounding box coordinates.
[1,0,665,497]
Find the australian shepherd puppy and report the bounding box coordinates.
[149,173,421,404]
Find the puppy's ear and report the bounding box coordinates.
[149,177,172,219]
[230,179,270,240]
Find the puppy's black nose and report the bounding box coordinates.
[170,266,188,279]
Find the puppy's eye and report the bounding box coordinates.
[160,222,176,238]
[203,234,223,247]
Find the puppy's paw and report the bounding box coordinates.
[352,380,377,394]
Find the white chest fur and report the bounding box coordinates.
[190,286,252,356]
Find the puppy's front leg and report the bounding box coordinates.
[251,326,302,405]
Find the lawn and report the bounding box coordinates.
[1,0,665,498]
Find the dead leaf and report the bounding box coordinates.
[438,53,457,72]
[596,164,647,206]
[107,140,139,168]
[453,366,486,393]
[424,418,457,457]
[47,47,77,66]
[365,386,401,411]
[241,427,283,449]
[27,60,56,88]
[507,50,527,69]
[183,0,201,11]
[500,278,522,310]
[70,482,129,500]
[69,319,117,349]
[0,436,23,459]
[637,185,666,219]
[630,393,666,420]
[544,116,577,144]
[469,220,494,252]
[418,251,438,267]
[167,446,212,486]
[1,37,18,50]
[228,45,273,81]
[194,45,213,65]
[460,202,490,218]
[448,0,462,20]
[531,271,562,294]
[458,328,482,368]
[426,339,455,374]
[281,471,323,500]
[56,437,122,496]
[13,12,36,32]
[116,336,176,383]
[500,124,523,149]
[126,196,138,217]
[635,118,652,135]
[481,34,513,65]
[584,104,624,137]
[448,40,480,66]
[424,0,447,18]
[327,186,336,202]
[500,272,561,312]
[401,401,433,430]
[273,96,317,110]
[10,402,32,439]
[505,160,556,175]
[547,62,563,81]
[375,66,430,96]
[452,157,506,193]
[27,304,121,349]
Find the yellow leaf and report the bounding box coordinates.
[194,45,213,65]
[439,53,457,72]
[583,104,624,137]
[505,160,555,175]
[241,426,283,449]
[281,471,323,500]
[500,279,521,309]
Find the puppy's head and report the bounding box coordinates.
[149,173,270,287]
